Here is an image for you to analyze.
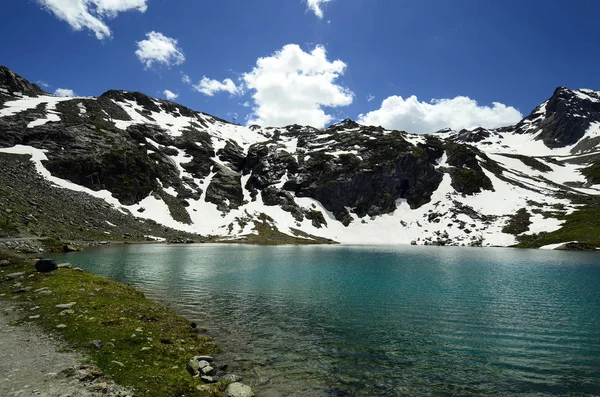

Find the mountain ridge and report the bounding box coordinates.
[1,66,599,250]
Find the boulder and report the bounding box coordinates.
[35,259,57,273]
[224,382,254,397]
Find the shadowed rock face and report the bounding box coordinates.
[532,87,600,148]
[1,65,599,240]
[0,66,46,98]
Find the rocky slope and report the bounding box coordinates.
[1,66,599,248]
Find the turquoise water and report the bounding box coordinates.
[54,244,600,396]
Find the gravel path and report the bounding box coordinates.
[0,300,134,397]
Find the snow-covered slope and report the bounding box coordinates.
[1,66,599,247]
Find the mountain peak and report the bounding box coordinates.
[0,66,47,97]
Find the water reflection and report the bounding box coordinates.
[55,245,600,396]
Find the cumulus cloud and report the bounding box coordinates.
[306,0,332,19]
[54,88,75,97]
[135,32,185,69]
[37,0,147,40]
[242,44,353,128]
[358,95,523,134]
[163,90,178,100]
[181,74,191,84]
[192,76,240,96]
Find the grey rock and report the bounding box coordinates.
[197,360,210,369]
[91,340,103,349]
[222,374,242,382]
[200,365,214,375]
[56,324,67,329]
[224,382,255,397]
[186,359,200,376]
[57,263,72,269]
[200,375,217,384]
[194,355,214,362]
[55,302,76,309]
[59,309,75,316]
[4,272,24,280]
[0,259,10,267]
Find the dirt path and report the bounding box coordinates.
[0,300,133,397]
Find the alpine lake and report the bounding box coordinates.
[51,244,600,396]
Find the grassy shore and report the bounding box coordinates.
[0,249,231,397]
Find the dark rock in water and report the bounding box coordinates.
[35,259,57,273]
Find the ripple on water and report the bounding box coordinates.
[53,245,600,396]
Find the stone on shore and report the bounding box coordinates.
[4,272,24,280]
[55,302,76,310]
[35,259,58,273]
[224,382,255,397]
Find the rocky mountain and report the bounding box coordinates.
[1,66,599,249]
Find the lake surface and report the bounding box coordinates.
[53,244,600,396]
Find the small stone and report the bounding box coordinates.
[0,260,10,267]
[57,263,72,269]
[201,365,214,375]
[201,375,216,384]
[224,382,254,397]
[197,360,210,369]
[4,272,24,280]
[194,355,214,362]
[59,309,75,316]
[55,302,76,310]
[186,359,200,376]
[141,347,151,351]
[91,340,103,349]
[135,328,143,332]
[56,324,67,329]
[222,374,242,382]
[29,315,40,319]
[30,306,39,311]
[34,287,48,292]
[111,361,125,367]
[73,267,84,272]
[38,290,52,295]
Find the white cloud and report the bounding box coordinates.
[192,76,240,96]
[306,0,332,19]
[358,95,523,134]
[181,74,191,84]
[163,90,178,100]
[242,44,353,128]
[37,0,147,40]
[367,94,375,102]
[54,88,75,97]
[135,32,185,69]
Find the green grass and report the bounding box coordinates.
[516,204,600,249]
[0,249,229,396]
[501,208,532,235]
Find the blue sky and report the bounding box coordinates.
[2,0,600,132]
